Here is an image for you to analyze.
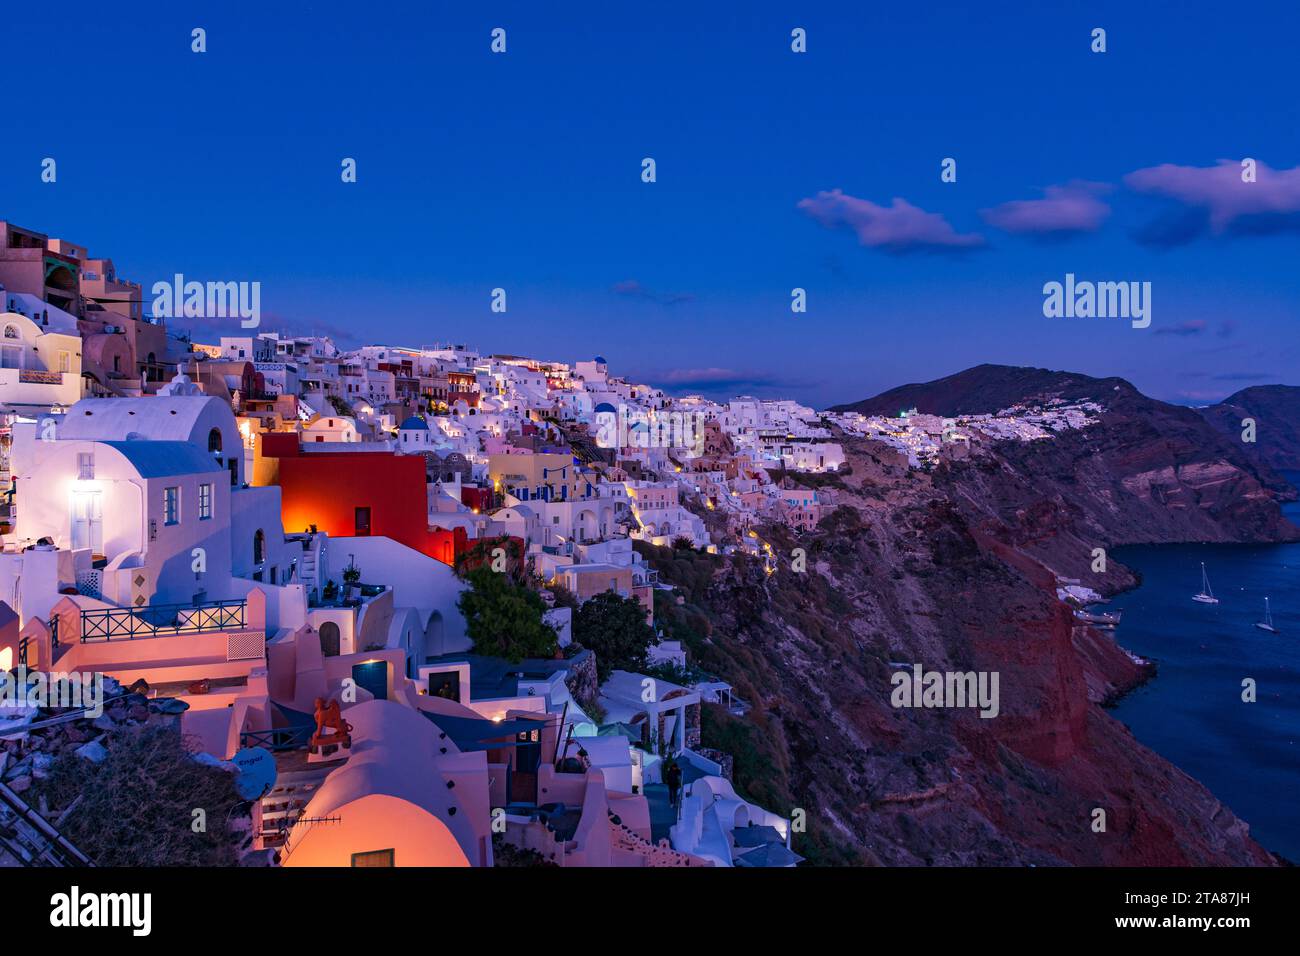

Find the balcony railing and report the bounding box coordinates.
[80,599,247,642]
[308,583,387,609]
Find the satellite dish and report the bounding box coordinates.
[232,746,277,800]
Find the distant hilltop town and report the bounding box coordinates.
[0,218,1106,869]
[826,400,1102,469]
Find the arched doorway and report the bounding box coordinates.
[424,611,444,659]
[1,325,20,371]
[319,622,341,657]
[576,509,599,543]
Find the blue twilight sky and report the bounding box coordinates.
[3,0,1297,408]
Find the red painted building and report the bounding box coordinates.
[262,433,467,566]
[447,371,480,408]
[460,485,494,514]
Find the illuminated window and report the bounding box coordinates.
[351,849,394,867]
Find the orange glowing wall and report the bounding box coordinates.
[273,447,467,565]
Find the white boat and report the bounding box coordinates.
[1192,563,1219,604]
[1255,597,1278,633]
[1074,609,1122,627]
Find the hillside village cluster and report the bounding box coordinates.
[825,402,1102,469]
[0,220,1099,868]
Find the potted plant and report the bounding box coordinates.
[341,557,362,602]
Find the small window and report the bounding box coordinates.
[77,453,94,480]
[351,849,394,867]
[164,487,180,525]
[198,483,213,520]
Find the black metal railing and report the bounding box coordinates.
[80,599,247,642]
[16,635,29,668]
[240,726,312,752]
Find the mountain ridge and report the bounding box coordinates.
[1198,384,1300,472]
[830,363,1138,417]
[831,363,1298,503]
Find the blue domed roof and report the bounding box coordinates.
[594,355,607,364]
[399,416,430,430]
[594,402,617,415]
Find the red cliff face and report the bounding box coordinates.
[657,409,1285,865]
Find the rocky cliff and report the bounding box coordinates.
[650,365,1296,866]
[1199,384,1300,473]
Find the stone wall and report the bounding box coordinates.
[563,648,598,711]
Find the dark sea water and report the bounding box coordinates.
[1106,472,1300,862]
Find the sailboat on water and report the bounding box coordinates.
[1192,562,1220,604]
[1255,597,1278,633]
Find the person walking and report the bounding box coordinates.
[665,760,683,809]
